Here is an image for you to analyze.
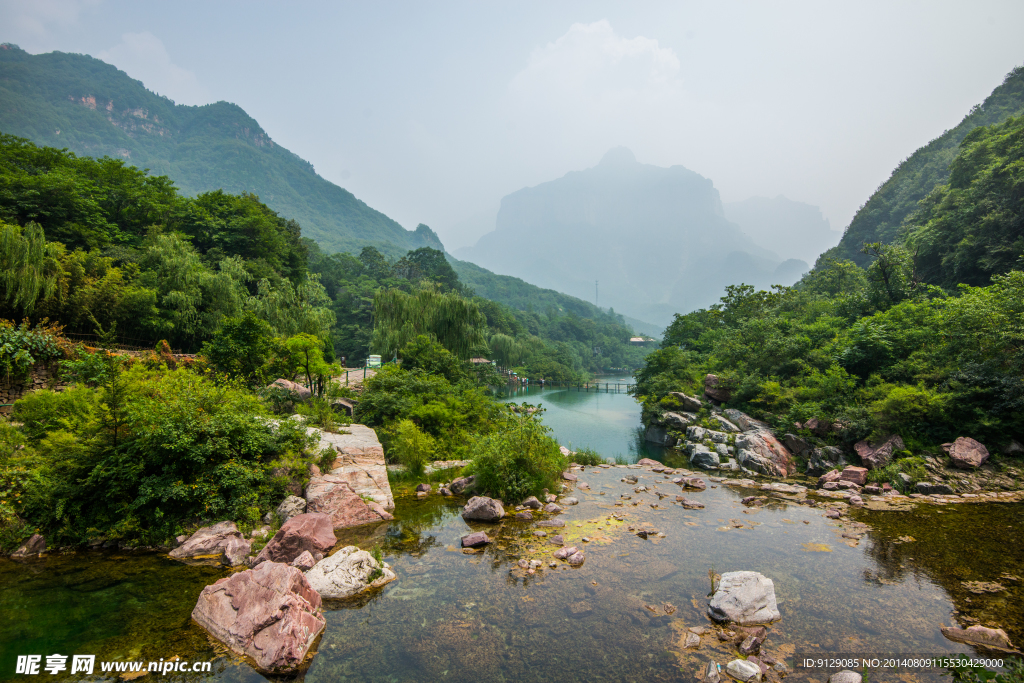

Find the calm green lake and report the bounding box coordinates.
[1,389,1021,681]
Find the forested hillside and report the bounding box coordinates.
[634,110,1024,481]
[828,65,1024,266]
[0,43,439,257]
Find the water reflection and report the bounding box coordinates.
[498,383,665,463]
[2,473,1021,682]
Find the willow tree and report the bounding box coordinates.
[371,285,485,360]
[0,220,63,317]
[489,333,523,372]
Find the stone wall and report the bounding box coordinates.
[0,363,68,415]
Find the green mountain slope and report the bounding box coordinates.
[448,255,660,335]
[829,65,1024,266]
[0,43,440,257]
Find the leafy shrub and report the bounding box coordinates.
[468,407,567,504]
[60,347,119,386]
[0,319,66,383]
[388,419,435,477]
[572,447,603,466]
[11,386,99,442]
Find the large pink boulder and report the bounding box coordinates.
[169,521,250,566]
[839,466,868,486]
[949,437,989,469]
[734,430,795,477]
[305,475,393,529]
[818,469,842,487]
[854,435,904,470]
[191,562,325,674]
[254,513,337,566]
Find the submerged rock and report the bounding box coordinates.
[461,496,505,521]
[191,562,324,674]
[702,661,721,683]
[461,531,490,548]
[726,659,761,682]
[708,571,781,625]
[828,671,862,683]
[305,545,397,599]
[254,513,337,566]
[169,521,250,567]
[940,625,1013,650]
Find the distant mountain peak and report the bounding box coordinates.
[599,146,637,166]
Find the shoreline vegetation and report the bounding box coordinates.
[0,132,652,554]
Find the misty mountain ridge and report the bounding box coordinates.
[0,43,440,257]
[456,148,831,327]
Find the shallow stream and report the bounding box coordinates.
[1,389,1021,682]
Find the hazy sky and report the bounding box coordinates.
[2,0,1022,250]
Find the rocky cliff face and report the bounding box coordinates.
[456,148,792,326]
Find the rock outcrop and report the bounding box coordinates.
[703,374,732,402]
[734,431,794,477]
[669,391,703,412]
[169,521,250,566]
[854,434,904,470]
[254,513,336,566]
[664,411,696,429]
[462,496,505,521]
[723,409,768,432]
[11,533,46,559]
[191,562,325,674]
[839,466,868,486]
[275,495,308,524]
[949,437,990,469]
[315,424,394,511]
[806,446,846,477]
[645,424,676,446]
[450,475,476,495]
[708,571,781,625]
[267,378,312,401]
[305,475,392,529]
[305,546,397,599]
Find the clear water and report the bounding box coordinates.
[1,389,1021,682]
[499,379,666,462]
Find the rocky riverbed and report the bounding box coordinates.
[2,459,1021,681]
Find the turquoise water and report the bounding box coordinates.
[1,389,1021,681]
[500,380,666,463]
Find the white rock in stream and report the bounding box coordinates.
[708,571,781,625]
[726,659,761,682]
[305,546,396,599]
